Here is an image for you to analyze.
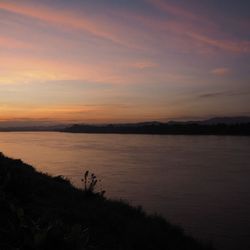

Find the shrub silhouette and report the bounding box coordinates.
[82,170,105,197]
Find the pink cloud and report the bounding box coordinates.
[130,60,157,69]
[0,36,31,49]
[145,0,250,54]
[2,0,249,56]
[188,33,250,53]
[0,1,145,50]
[211,67,231,76]
[147,0,200,21]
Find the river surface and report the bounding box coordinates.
[0,132,250,250]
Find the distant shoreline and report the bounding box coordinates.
[61,123,250,136]
[0,124,250,136]
[0,130,250,136]
[1,117,250,136]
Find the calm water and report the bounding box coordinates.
[0,132,250,250]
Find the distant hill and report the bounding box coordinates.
[200,116,250,125]
[0,124,68,132]
[166,116,250,125]
[1,117,250,135]
[62,117,250,136]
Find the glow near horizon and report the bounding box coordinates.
[0,0,250,124]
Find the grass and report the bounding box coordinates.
[0,152,213,250]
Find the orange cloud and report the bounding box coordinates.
[0,104,101,121]
[0,102,168,123]
[131,60,157,69]
[0,36,30,49]
[211,67,231,76]
[0,52,191,86]
[0,105,182,123]
[0,55,127,85]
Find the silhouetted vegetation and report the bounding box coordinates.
[82,170,105,197]
[0,152,213,249]
[62,122,250,135]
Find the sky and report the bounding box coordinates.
[0,0,250,125]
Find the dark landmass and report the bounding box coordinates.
[0,153,212,250]
[0,125,67,132]
[199,116,250,125]
[62,122,250,135]
[1,116,250,135]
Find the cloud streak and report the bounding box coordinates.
[211,68,231,76]
[3,0,249,55]
[146,0,250,53]
[0,36,31,49]
[198,90,250,99]
[0,1,144,49]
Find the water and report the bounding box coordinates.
[0,132,250,250]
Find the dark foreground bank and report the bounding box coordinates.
[0,153,213,250]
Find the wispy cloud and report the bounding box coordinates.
[198,90,250,99]
[211,67,231,76]
[146,0,250,54]
[4,0,249,56]
[198,92,227,99]
[147,0,203,22]
[130,60,157,69]
[0,1,144,49]
[0,36,30,49]
[189,33,250,53]
[0,55,129,85]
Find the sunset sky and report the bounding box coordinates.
[0,0,250,125]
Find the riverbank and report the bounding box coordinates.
[0,152,212,250]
